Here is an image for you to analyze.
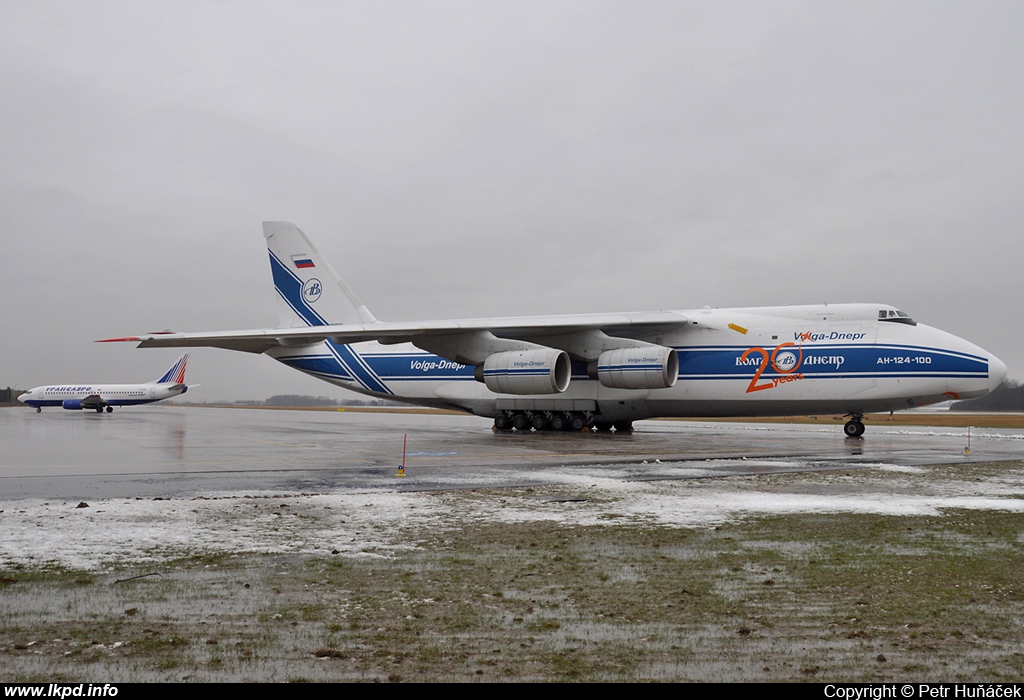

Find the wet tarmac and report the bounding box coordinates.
[1,406,1021,500]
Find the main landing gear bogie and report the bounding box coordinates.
[493,411,632,434]
[511,413,530,431]
[498,410,580,432]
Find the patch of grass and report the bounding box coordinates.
[3,475,1024,680]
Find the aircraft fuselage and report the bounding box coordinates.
[267,303,1003,424]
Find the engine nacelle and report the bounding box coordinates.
[596,347,678,390]
[480,349,571,395]
[62,399,84,410]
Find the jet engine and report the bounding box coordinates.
[62,399,84,410]
[478,349,571,395]
[595,347,678,390]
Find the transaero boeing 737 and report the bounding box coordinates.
[100,222,1006,437]
[19,355,192,413]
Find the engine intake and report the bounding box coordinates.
[480,349,571,395]
[596,347,678,390]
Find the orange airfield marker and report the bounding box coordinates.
[396,433,407,477]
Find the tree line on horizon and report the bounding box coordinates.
[6,384,1023,411]
[950,380,1024,411]
[248,394,404,407]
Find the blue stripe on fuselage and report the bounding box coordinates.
[676,344,988,380]
[329,341,395,395]
[275,347,476,394]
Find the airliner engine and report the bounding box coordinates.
[478,349,571,395]
[61,399,84,410]
[594,347,678,390]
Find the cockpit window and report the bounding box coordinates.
[879,309,917,326]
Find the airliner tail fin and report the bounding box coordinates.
[155,354,189,384]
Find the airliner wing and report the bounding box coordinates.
[98,311,690,357]
[79,394,107,410]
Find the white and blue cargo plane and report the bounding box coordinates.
[100,221,1005,437]
[19,355,192,413]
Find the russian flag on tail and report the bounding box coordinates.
[292,255,315,269]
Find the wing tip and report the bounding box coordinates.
[96,330,177,343]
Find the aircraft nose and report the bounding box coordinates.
[988,353,1008,391]
[17,393,28,404]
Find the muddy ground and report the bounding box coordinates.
[2,460,1023,682]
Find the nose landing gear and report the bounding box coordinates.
[844,414,865,438]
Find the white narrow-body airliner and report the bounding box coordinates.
[101,222,1006,436]
[19,354,192,413]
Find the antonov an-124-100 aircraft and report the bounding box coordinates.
[101,221,1006,437]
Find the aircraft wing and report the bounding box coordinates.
[98,311,691,360]
[79,394,107,410]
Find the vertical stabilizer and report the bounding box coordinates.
[155,354,189,384]
[263,221,378,328]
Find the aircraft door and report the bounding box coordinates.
[150,386,156,399]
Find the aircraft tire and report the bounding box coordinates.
[549,414,567,431]
[844,420,865,438]
[494,414,511,431]
[36,407,41,413]
[531,414,548,431]
[106,406,113,413]
[511,413,530,431]
[569,414,588,432]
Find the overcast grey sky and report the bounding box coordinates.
[2,1,1021,401]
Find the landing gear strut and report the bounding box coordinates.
[843,414,865,438]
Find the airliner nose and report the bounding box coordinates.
[17,393,28,404]
[988,353,1008,391]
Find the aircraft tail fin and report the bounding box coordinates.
[263,221,378,328]
[155,353,189,384]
